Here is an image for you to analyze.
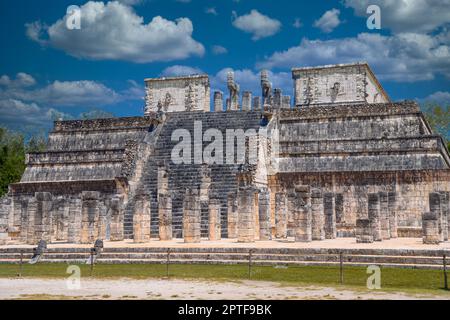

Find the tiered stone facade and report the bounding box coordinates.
[1,62,449,246]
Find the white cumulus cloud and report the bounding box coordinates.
[161,65,204,77]
[232,10,282,41]
[314,8,341,33]
[25,1,205,63]
[258,31,450,82]
[344,0,450,33]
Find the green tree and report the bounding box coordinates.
[422,103,449,151]
[0,128,26,196]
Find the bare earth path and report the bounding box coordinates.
[0,278,448,300]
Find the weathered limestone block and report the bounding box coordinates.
[258,190,271,240]
[183,188,201,243]
[356,219,374,243]
[133,194,151,243]
[379,192,391,240]
[324,193,336,239]
[274,192,288,239]
[368,193,382,241]
[227,193,238,239]
[237,187,256,243]
[81,191,100,244]
[67,198,82,243]
[293,188,312,242]
[208,199,221,241]
[429,192,444,242]
[439,192,449,242]
[311,190,324,240]
[422,211,441,244]
[109,196,124,241]
[388,192,398,238]
[157,165,169,196]
[158,193,172,241]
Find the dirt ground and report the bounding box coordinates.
[0,278,448,300]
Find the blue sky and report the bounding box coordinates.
[0,0,449,135]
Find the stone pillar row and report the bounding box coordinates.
[422,192,449,244]
[356,192,398,244]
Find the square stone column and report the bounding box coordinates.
[227,193,238,239]
[311,190,324,241]
[293,187,312,242]
[158,193,172,241]
[133,194,151,243]
[429,192,444,242]
[388,192,398,238]
[25,197,37,245]
[208,199,221,241]
[183,188,201,243]
[379,192,391,240]
[34,192,53,243]
[368,193,382,241]
[335,194,344,224]
[422,211,441,244]
[67,198,82,243]
[109,196,124,241]
[356,219,374,243]
[237,187,256,243]
[274,192,288,239]
[324,193,336,239]
[258,190,271,241]
[439,192,449,242]
[81,191,100,244]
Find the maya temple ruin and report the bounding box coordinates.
[0,62,449,247]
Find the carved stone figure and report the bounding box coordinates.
[227,71,240,110]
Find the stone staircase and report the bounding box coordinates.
[123,111,265,239]
[0,246,448,269]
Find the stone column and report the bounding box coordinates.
[158,193,172,241]
[242,91,252,111]
[282,96,291,109]
[356,219,374,243]
[157,164,169,196]
[379,192,391,240]
[429,192,443,242]
[422,211,440,244]
[368,193,382,241]
[34,192,53,243]
[335,194,344,224]
[311,190,324,241]
[226,98,231,111]
[133,194,151,243]
[183,188,201,243]
[388,192,398,238]
[213,91,224,112]
[252,97,261,111]
[227,193,238,239]
[109,196,124,241]
[274,192,287,239]
[81,192,100,244]
[439,192,449,242]
[97,202,108,241]
[293,187,312,242]
[258,190,271,240]
[25,197,37,245]
[67,198,82,243]
[208,199,221,241]
[237,187,256,243]
[273,89,282,110]
[324,193,336,239]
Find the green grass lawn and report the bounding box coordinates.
[0,263,449,296]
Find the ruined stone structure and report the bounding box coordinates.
[1,62,449,245]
